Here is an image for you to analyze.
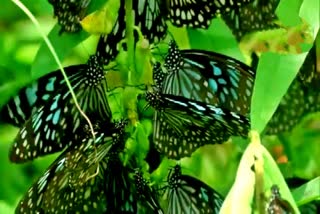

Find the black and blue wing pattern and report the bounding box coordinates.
[163,165,224,213]
[154,41,255,116]
[15,119,131,213]
[48,0,92,34]
[222,0,280,41]
[96,0,167,64]
[5,55,111,163]
[146,90,250,159]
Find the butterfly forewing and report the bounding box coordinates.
[9,55,112,163]
[164,0,254,28]
[162,41,255,116]
[222,0,280,41]
[164,165,224,214]
[104,155,137,213]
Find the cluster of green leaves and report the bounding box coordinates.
[0,0,319,213]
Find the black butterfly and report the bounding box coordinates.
[96,0,167,64]
[48,0,91,34]
[162,165,224,213]
[222,0,280,41]
[134,170,164,213]
[154,41,255,116]
[162,0,254,29]
[1,55,111,163]
[15,119,126,213]
[267,185,294,214]
[145,90,250,159]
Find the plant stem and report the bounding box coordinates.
[125,0,134,85]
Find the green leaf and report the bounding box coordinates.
[292,177,320,205]
[251,52,309,133]
[299,0,320,37]
[187,18,245,62]
[31,25,90,79]
[276,0,303,26]
[220,140,256,213]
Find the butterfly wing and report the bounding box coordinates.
[164,165,224,214]
[222,0,280,41]
[9,56,111,163]
[148,92,250,159]
[15,134,112,213]
[97,0,167,64]
[48,0,91,33]
[134,170,164,214]
[164,0,254,28]
[162,42,255,116]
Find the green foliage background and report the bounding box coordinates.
[0,0,319,213]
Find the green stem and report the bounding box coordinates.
[125,0,134,85]
[11,0,95,140]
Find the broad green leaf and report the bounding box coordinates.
[31,25,90,79]
[300,0,320,38]
[291,177,320,205]
[276,0,303,26]
[188,18,245,62]
[81,0,119,34]
[251,52,309,133]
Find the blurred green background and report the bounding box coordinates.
[0,0,319,213]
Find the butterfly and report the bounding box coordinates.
[1,55,112,163]
[48,0,92,34]
[154,40,255,116]
[15,119,126,213]
[96,0,167,64]
[222,0,280,41]
[267,185,294,214]
[162,165,224,213]
[162,0,254,29]
[145,89,250,159]
[134,170,164,213]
